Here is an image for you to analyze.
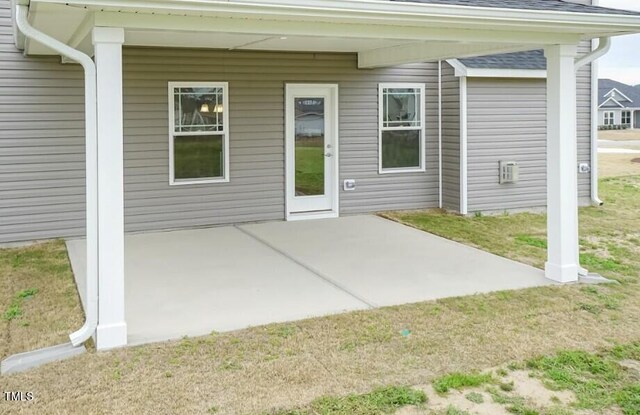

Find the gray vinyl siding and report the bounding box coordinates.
[465,78,548,212]
[0,0,598,242]
[440,62,461,211]
[123,48,439,232]
[0,0,86,243]
[464,58,593,213]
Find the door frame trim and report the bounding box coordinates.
[284,83,340,221]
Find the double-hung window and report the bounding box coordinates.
[604,111,615,126]
[622,110,631,126]
[378,83,426,173]
[169,82,229,185]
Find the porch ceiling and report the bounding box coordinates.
[18,0,640,67]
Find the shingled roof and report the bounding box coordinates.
[391,0,640,16]
[598,79,640,108]
[459,50,546,70]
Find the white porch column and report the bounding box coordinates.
[544,44,580,283]
[93,27,127,350]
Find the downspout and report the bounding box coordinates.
[575,36,611,206]
[573,36,611,280]
[438,60,443,208]
[7,4,98,367]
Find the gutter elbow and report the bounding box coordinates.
[575,37,611,70]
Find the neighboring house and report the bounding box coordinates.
[2,0,640,352]
[598,79,640,128]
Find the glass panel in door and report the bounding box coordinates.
[294,97,325,196]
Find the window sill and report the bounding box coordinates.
[170,178,229,186]
[378,167,426,175]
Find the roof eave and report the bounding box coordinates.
[28,0,640,38]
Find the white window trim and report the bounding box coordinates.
[378,83,426,174]
[604,111,615,126]
[168,81,230,185]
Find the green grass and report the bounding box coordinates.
[526,346,640,412]
[489,390,540,415]
[0,241,83,358]
[3,288,38,321]
[267,386,427,415]
[515,235,547,249]
[432,372,494,394]
[386,176,640,283]
[465,392,484,404]
[441,406,471,415]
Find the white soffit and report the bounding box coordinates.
[124,30,416,53]
[27,3,89,55]
[22,0,640,56]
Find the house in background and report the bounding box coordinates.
[2,0,640,356]
[598,79,640,128]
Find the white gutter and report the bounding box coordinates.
[30,0,640,31]
[15,4,98,347]
[575,36,611,69]
[575,36,611,206]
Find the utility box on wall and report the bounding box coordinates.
[499,161,520,184]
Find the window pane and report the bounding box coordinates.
[174,87,224,133]
[381,130,421,169]
[295,97,325,196]
[383,88,421,128]
[174,135,223,180]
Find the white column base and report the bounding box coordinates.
[545,262,579,283]
[96,322,128,351]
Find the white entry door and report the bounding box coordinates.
[285,84,339,220]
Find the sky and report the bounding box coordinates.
[598,0,640,85]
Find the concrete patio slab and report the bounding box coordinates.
[67,215,552,346]
[67,226,369,345]
[240,215,552,307]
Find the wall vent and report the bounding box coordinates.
[500,161,519,184]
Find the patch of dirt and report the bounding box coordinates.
[632,158,640,164]
[504,370,575,407]
[575,407,625,415]
[619,359,640,379]
[396,385,510,415]
[396,370,576,415]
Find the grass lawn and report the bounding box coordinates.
[600,154,640,178]
[1,177,639,414]
[599,129,640,141]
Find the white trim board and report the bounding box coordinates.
[604,87,633,103]
[459,76,468,215]
[447,59,546,79]
[598,96,625,109]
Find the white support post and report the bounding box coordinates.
[93,27,127,350]
[544,44,580,283]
